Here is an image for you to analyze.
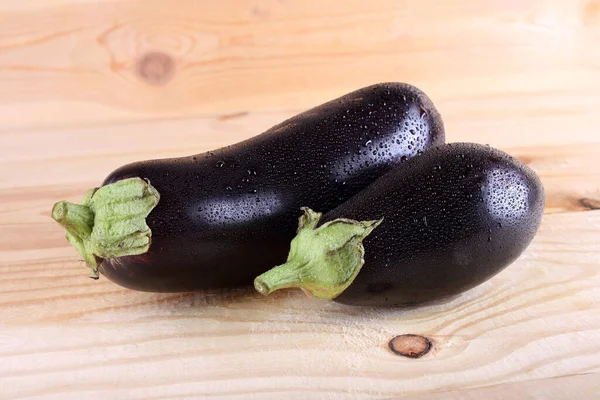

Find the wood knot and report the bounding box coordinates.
[136,52,176,85]
[580,198,600,210]
[389,334,432,358]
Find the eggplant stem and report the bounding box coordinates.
[51,177,160,278]
[254,207,382,300]
[52,201,94,239]
[254,259,310,296]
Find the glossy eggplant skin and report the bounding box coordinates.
[98,83,445,292]
[321,143,544,306]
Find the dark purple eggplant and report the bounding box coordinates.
[51,82,445,292]
[254,143,544,306]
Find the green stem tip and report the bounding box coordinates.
[51,177,160,278]
[254,207,383,300]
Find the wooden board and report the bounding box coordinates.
[1,0,599,398]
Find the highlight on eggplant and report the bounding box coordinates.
[51,82,445,292]
[254,143,545,306]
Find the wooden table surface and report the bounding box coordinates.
[1,0,600,399]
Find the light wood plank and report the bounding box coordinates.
[0,211,599,399]
[0,0,599,130]
[1,125,598,219]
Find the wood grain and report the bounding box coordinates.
[405,373,600,400]
[0,0,599,130]
[1,212,599,399]
[1,0,600,399]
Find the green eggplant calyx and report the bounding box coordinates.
[254,207,382,300]
[51,177,160,278]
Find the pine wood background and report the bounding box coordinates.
[1,0,599,398]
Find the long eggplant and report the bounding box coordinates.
[51,82,445,292]
[254,143,544,306]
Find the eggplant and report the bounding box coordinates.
[254,143,544,306]
[51,82,445,292]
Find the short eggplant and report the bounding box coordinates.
[254,143,544,306]
[51,82,445,292]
